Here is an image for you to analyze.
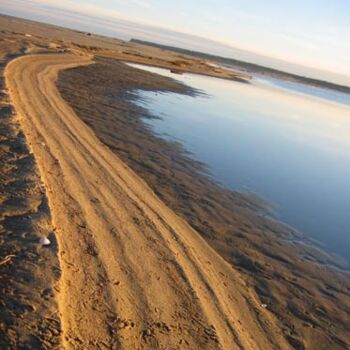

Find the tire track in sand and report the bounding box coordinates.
[5,54,291,349]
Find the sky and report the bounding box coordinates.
[1,0,349,85]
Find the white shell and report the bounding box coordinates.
[39,237,51,246]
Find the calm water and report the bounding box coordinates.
[256,76,350,107]
[129,63,350,263]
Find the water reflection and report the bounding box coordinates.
[129,63,350,262]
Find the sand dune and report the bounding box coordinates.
[5,54,291,349]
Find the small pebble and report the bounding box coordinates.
[117,321,126,329]
[143,329,152,337]
[39,237,51,246]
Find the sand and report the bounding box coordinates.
[0,45,63,348]
[1,15,349,350]
[4,53,295,349]
[57,58,350,350]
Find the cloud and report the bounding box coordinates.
[18,0,137,22]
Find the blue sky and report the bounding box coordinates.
[1,0,349,84]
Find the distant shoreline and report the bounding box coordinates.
[130,39,350,94]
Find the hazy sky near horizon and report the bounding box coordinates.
[1,0,349,82]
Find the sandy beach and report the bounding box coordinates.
[4,53,292,349]
[0,15,349,350]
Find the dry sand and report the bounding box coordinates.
[4,53,293,349]
[0,44,62,349]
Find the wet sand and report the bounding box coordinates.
[58,57,350,350]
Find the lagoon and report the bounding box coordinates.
[130,63,350,263]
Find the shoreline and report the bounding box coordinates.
[129,39,350,95]
[0,15,349,349]
[119,60,350,270]
[57,56,350,349]
[129,61,350,268]
[5,53,292,349]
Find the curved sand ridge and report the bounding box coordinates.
[5,54,291,349]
